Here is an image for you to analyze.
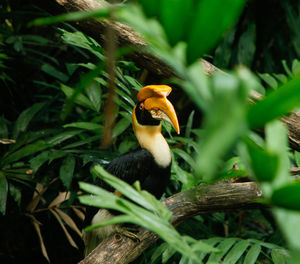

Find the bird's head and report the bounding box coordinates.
[132,85,180,134]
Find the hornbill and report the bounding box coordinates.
[83,85,180,256]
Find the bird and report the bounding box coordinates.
[82,85,180,256]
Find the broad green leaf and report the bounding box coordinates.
[41,63,69,82]
[61,84,93,110]
[139,0,161,17]
[247,74,300,128]
[273,208,300,251]
[271,249,289,264]
[0,172,8,214]
[13,102,47,138]
[292,59,300,75]
[62,135,100,149]
[160,0,193,46]
[195,237,222,261]
[207,238,237,263]
[79,177,214,264]
[186,0,245,64]
[112,118,131,138]
[244,244,261,264]
[265,120,290,187]
[271,182,300,210]
[243,137,279,182]
[61,61,104,119]
[29,151,49,173]
[0,140,49,167]
[295,151,300,167]
[85,81,102,112]
[60,29,103,59]
[46,130,82,145]
[258,73,278,89]
[9,184,21,207]
[172,148,196,168]
[194,73,248,181]
[63,122,102,131]
[223,240,249,264]
[60,155,76,189]
[90,165,169,215]
[150,243,169,264]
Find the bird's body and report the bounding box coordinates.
[83,85,179,256]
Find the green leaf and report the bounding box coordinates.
[59,155,76,189]
[185,110,195,138]
[61,84,94,110]
[265,121,290,187]
[9,184,21,207]
[207,238,237,263]
[29,151,49,173]
[13,102,47,138]
[85,81,102,112]
[243,137,279,182]
[244,244,261,264]
[247,74,300,128]
[160,0,193,46]
[295,151,300,167]
[186,0,246,64]
[63,122,102,131]
[46,130,82,145]
[139,0,161,17]
[258,73,278,89]
[194,72,248,181]
[223,240,249,264]
[29,7,110,26]
[79,177,212,264]
[41,63,69,82]
[274,208,300,251]
[112,118,131,138]
[271,182,300,210]
[0,172,8,215]
[62,135,100,149]
[0,140,49,167]
[60,29,103,59]
[271,249,289,264]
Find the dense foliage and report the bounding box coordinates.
[1,0,300,263]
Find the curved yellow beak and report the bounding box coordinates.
[137,85,180,134]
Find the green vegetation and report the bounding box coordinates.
[1,0,300,263]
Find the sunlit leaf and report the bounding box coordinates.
[247,74,300,128]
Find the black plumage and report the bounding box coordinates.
[83,148,171,228]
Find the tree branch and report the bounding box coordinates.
[79,181,262,264]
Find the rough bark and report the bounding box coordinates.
[79,181,262,264]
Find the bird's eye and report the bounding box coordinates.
[139,103,144,110]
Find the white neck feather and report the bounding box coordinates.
[134,124,171,168]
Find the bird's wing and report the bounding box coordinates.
[104,148,154,185]
[83,148,154,228]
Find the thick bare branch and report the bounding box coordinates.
[79,181,262,264]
